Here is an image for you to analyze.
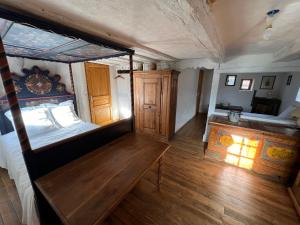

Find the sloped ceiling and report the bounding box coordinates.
[211,0,300,61]
[0,0,223,62]
[1,0,300,62]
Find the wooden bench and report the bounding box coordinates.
[35,133,170,225]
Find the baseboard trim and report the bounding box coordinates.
[288,187,300,217]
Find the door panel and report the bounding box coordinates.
[139,77,161,134]
[93,104,112,124]
[85,63,112,126]
[144,83,158,105]
[143,111,156,129]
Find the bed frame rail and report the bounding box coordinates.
[24,118,133,181]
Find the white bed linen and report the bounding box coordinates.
[214,109,297,126]
[0,121,99,225]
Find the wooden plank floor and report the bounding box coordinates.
[105,114,299,225]
[0,114,299,225]
[0,169,22,225]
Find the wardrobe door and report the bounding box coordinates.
[138,76,162,135]
[169,73,179,138]
[160,74,170,137]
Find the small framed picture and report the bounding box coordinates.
[286,75,292,86]
[240,79,253,90]
[225,75,237,86]
[260,76,276,90]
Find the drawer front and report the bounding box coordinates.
[260,139,298,164]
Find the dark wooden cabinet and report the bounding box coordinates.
[251,97,281,116]
[133,70,179,140]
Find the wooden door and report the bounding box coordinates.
[195,70,204,114]
[135,75,161,135]
[168,73,179,138]
[85,63,112,126]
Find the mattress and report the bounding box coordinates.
[0,121,99,225]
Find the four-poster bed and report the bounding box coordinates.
[0,6,170,225]
[0,65,100,225]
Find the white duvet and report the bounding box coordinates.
[0,121,99,225]
[214,109,296,126]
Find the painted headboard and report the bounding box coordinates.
[0,65,75,135]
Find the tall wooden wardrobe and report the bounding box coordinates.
[133,70,180,140]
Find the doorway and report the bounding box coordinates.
[195,69,204,115]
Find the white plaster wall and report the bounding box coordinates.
[202,70,220,141]
[202,54,300,141]
[217,73,286,112]
[279,73,300,111]
[219,54,300,73]
[199,69,213,113]
[176,58,217,70]
[109,66,120,121]
[175,68,199,132]
[71,63,91,122]
[115,74,132,119]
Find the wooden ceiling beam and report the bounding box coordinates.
[154,0,224,60]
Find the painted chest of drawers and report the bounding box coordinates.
[206,116,300,183]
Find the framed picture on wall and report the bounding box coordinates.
[240,79,253,90]
[225,75,237,86]
[286,75,292,86]
[260,76,276,90]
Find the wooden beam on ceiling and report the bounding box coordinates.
[154,0,224,61]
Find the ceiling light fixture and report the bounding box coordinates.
[263,9,280,40]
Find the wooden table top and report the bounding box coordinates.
[209,115,300,139]
[35,133,170,225]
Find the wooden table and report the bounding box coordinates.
[35,133,170,225]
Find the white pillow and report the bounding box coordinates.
[40,100,75,109]
[278,105,296,119]
[50,105,80,127]
[4,107,57,137]
[49,100,81,127]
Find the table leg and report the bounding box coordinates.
[157,156,163,192]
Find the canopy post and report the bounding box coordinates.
[68,63,78,114]
[129,54,135,131]
[0,37,31,153]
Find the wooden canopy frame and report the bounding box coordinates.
[0,6,135,225]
